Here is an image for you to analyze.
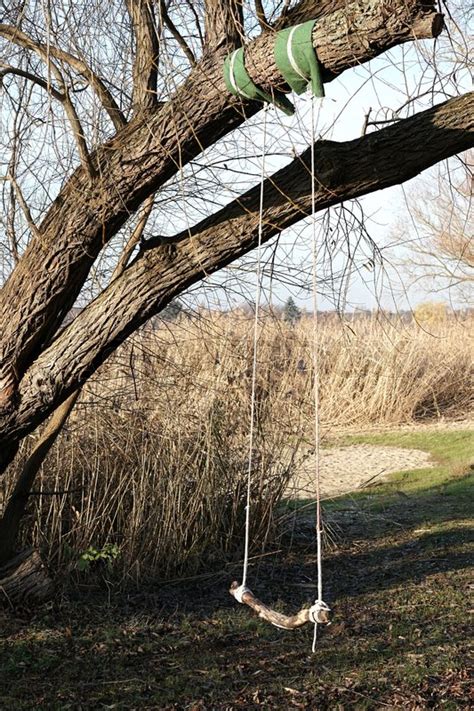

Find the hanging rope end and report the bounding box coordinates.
[310,600,332,653]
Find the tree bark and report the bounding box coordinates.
[127,0,161,110]
[0,549,54,605]
[204,0,244,48]
[1,92,472,451]
[0,0,443,413]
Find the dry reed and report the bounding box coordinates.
[4,310,472,583]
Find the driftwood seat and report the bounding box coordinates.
[229,580,332,629]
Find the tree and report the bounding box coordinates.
[283,297,302,326]
[397,152,473,304]
[0,0,472,583]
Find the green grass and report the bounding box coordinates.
[0,427,472,709]
[343,429,473,484]
[323,429,473,516]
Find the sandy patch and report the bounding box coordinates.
[288,444,433,500]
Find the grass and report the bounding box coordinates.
[1,426,472,709]
[327,430,474,517]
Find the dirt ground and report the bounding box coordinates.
[290,443,433,499]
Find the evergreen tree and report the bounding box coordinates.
[283,297,302,325]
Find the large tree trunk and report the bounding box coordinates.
[0,392,79,565]
[0,549,54,605]
[0,197,155,564]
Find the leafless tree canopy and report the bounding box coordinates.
[396,151,473,304]
[0,0,472,563]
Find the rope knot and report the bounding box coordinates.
[309,599,331,625]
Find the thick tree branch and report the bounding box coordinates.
[0,0,444,411]
[204,0,244,49]
[0,24,126,131]
[4,92,473,444]
[127,0,161,110]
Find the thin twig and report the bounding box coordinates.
[361,107,372,135]
[255,0,271,30]
[2,173,41,239]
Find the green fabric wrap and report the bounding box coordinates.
[223,47,295,116]
[274,20,324,97]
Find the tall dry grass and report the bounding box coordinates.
[3,310,472,583]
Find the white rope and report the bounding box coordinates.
[232,584,251,604]
[241,106,269,590]
[310,94,326,653]
[237,101,330,650]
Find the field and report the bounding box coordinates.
[1,312,473,708]
[3,311,472,580]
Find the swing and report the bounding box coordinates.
[224,21,332,651]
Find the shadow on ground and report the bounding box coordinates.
[1,474,472,709]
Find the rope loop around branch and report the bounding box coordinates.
[308,599,332,625]
[232,584,252,604]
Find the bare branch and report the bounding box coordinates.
[229,582,331,628]
[361,107,372,136]
[255,0,271,30]
[3,110,23,265]
[0,64,64,101]
[2,174,41,240]
[6,175,20,265]
[64,94,97,176]
[184,0,205,47]
[0,24,126,131]
[0,26,94,175]
[112,195,155,279]
[158,1,196,66]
